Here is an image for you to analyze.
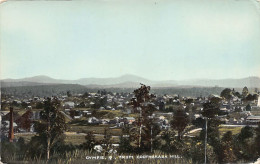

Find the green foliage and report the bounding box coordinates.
[33,97,67,159]
[67,91,72,97]
[246,104,251,111]
[36,102,44,109]
[129,84,160,152]
[171,108,189,140]
[81,132,96,151]
[242,86,249,97]
[91,96,107,109]
[101,127,113,156]
[118,136,133,153]
[1,138,26,162]
[245,94,258,101]
[201,102,220,118]
[2,84,225,99]
[220,88,232,100]
[187,141,217,164]
[77,101,86,108]
[158,130,177,153]
[221,131,236,163]
[255,124,260,157]
[238,126,254,141]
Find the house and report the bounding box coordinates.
[64,101,75,108]
[82,110,92,116]
[88,117,100,124]
[124,117,135,124]
[101,119,110,124]
[246,115,260,124]
[65,108,71,113]
[31,111,41,120]
[74,115,82,119]
[2,121,18,133]
[124,108,132,114]
[106,106,112,110]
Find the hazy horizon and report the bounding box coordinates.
[1,0,260,81]
[2,73,260,81]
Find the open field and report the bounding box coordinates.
[187,125,244,137]
[14,124,122,145]
[68,124,122,135]
[219,126,243,136]
[64,133,120,145]
[15,132,121,145]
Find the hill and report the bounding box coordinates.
[1,75,260,88]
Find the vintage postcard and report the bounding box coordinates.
[1,0,260,163]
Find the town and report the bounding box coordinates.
[1,85,260,163]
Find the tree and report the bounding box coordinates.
[129,84,159,151]
[101,127,112,156]
[220,88,232,100]
[171,108,189,140]
[67,91,72,97]
[246,94,255,101]
[201,102,220,119]
[200,101,222,162]
[158,130,177,153]
[185,98,194,105]
[233,126,255,161]
[36,102,44,109]
[221,131,236,163]
[78,102,85,108]
[242,86,249,98]
[21,102,28,108]
[81,132,96,151]
[188,141,217,163]
[118,136,133,153]
[34,97,67,160]
[255,124,260,157]
[246,104,251,111]
[82,92,90,98]
[234,91,241,98]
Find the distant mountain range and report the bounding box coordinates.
[1,74,260,88]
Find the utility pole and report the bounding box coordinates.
[139,107,142,148]
[204,117,207,164]
[151,125,153,153]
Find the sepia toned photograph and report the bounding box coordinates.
[0,0,260,163]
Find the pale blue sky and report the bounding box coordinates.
[1,0,260,81]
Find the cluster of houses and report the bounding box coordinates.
[1,89,260,136]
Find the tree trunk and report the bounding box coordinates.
[47,115,51,160]
[178,130,182,141]
[47,137,50,160]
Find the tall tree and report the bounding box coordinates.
[221,131,236,163]
[34,97,67,160]
[233,126,255,161]
[129,84,159,151]
[81,132,96,151]
[200,101,222,162]
[255,124,260,157]
[242,86,249,98]
[171,108,189,140]
[101,127,112,156]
